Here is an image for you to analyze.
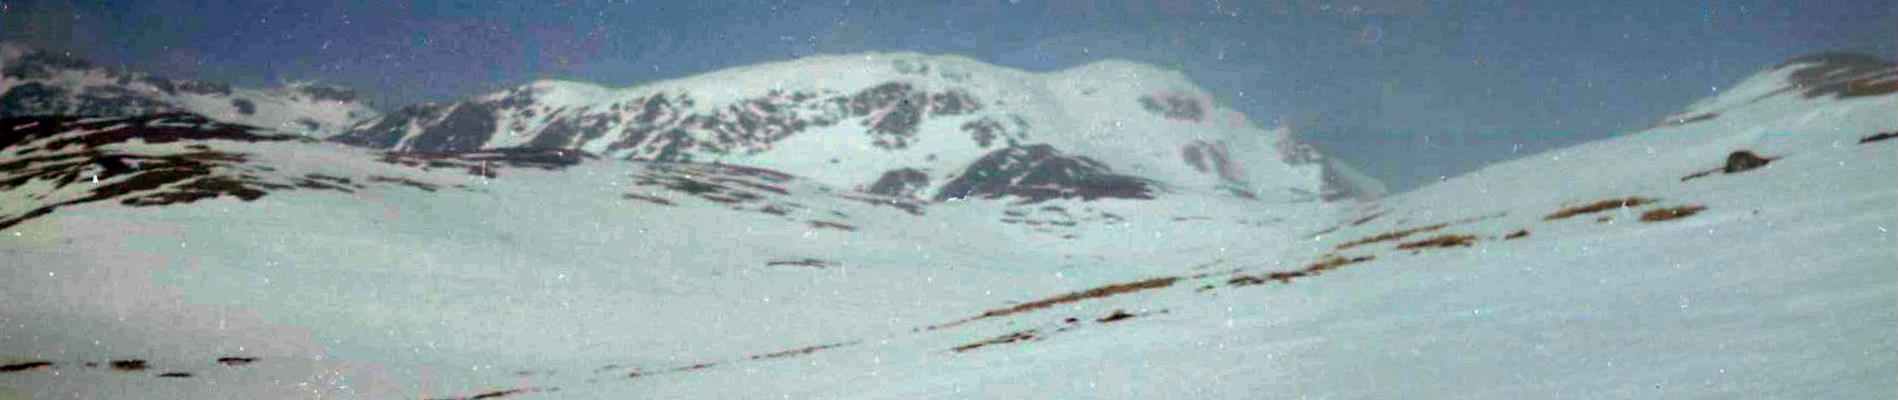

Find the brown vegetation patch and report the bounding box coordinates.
[0,361,53,373]
[1640,205,1708,222]
[156,371,193,378]
[1306,255,1376,273]
[422,387,552,400]
[1396,234,1477,249]
[1335,223,1447,250]
[1843,78,1898,97]
[1503,229,1529,240]
[1544,197,1656,220]
[951,330,1038,353]
[974,276,1179,319]
[748,342,853,361]
[1228,255,1374,288]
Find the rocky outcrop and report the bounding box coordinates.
[936,144,1154,203]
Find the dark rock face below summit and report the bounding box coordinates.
[936,144,1154,204]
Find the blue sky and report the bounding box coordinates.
[6,0,1894,191]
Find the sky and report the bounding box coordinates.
[5,0,1894,191]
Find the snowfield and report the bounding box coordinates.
[1,52,1895,399]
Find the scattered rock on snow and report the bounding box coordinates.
[1722,151,1774,173]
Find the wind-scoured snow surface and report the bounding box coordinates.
[2,53,1895,399]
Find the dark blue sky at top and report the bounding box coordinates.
[6,0,1894,191]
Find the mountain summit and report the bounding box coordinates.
[332,52,1384,203]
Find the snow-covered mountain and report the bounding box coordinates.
[1,43,378,138]
[332,53,1381,203]
[1,52,1893,400]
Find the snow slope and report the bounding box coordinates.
[1,53,1894,399]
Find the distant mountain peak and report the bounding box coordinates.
[331,52,1384,204]
[2,44,378,138]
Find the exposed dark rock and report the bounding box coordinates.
[1862,131,1898,144]
[864,168,929,198]
[110,360,148,371]
[0,113,453,230]
[215,357,258,366]
[1775,53,1898,99]
[0,361,53,373]
[1181,140,1243,183]
[378,148,594,178]
[928,89,981,115]
[156,371,193,378]
[333,102,454,148]
[174,80,232,96]
[807,220,857,232]
[1722,151,1773,173]
[230,98,256,115]
[298,85,361,103]
[524,115,582,149]
[404,102,499,152]
[1,82,72,115]
[849,82,929,149]
[3,49,93,79]
[765,258,836,269]
[936,144,1155,204]
[962,119,1001,148]
[1138,93,1205,121]
[73,85,179,116]
[1096,309,1137,323]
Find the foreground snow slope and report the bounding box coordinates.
[2,54,1895,399]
